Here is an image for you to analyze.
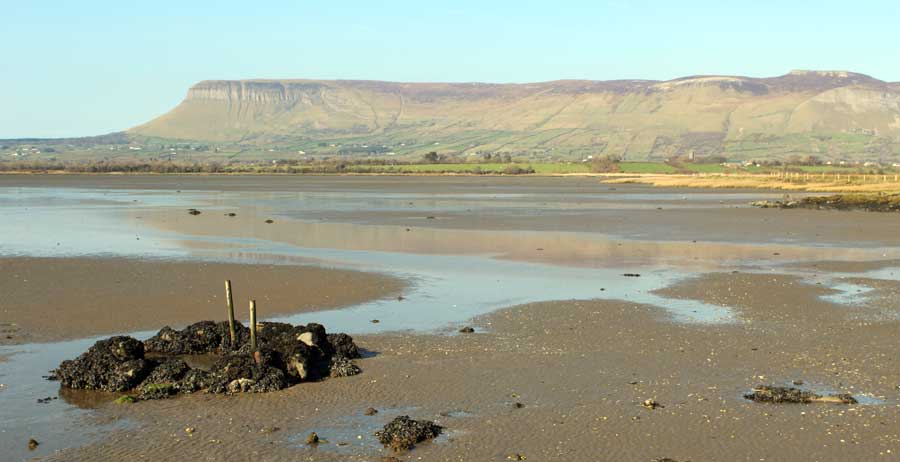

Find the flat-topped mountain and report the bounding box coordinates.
[130,71,900,160]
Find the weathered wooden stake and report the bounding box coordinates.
[249,299,258,351]
[225,280,236,347]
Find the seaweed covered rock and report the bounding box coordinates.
[327,333,360,359]
[253,322,340,381]
[298,323,329,350]
[55,336,155,392]
[744,385,857,404]
[329,356,362,378]
[278,341,317,381]
[54,320,363,400]
[138,383,178,400]
[177,369,216,393]
[750,194,900,213]
[376,416,443,451]
[136,358,191,399]
[144,321,249,355]
[142,358,191,384]
[207,348,290,394]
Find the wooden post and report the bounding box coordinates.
[225,280,236,347]
[249,300,257,351]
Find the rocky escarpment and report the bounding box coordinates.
[186,80,330,105]
[130,71,900,160]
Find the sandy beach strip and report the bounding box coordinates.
[0,257,404,344]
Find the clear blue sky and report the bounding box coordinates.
[2,0,898,138]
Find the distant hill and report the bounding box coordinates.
[129,70,900,161]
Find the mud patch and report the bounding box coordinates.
[744,385,857,404]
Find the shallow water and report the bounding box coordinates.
[1,182,899,460]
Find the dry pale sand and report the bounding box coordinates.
[43,270,900,462]
[0,257,404,344]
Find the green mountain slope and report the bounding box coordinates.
[130,71,900,161]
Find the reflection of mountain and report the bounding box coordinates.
[131,70,900,161]
[143,208,896,270]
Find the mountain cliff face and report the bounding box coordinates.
[130,71,900,160]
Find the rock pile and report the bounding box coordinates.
[52,321,362,400]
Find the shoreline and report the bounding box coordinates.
[3,171,899,195]
[0,256,405,345]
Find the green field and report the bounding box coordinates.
[618,162,679,173]
[343,163,591,174]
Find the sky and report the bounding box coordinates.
[2,0,898,138]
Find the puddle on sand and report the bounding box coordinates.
[207,243,736,332]
[0,335,143,462]
[0,187,198,259]
[819,281,876,306]
[788,266,900,308]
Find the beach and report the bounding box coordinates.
[1,174,898,461]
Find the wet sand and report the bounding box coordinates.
[5,174,900,246]
[0,257,403,344]
[42,270,900,462]
[3,175,900,461]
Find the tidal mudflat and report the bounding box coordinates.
[1,175,899,461]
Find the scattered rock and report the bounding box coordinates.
[306,432,320,445]
[185,427,195,435]
[225,212,237,217]
[642,398,662,409]
[744,385,857,404]
[513,402,524,409]
[36,396,56,404]
[28,438,39,450]
[365,407,378,416]
[376,415,443,451]
[458,326,475,333]
[508,454,527,460]
[265,219,274,224]
[187,209,201,215]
